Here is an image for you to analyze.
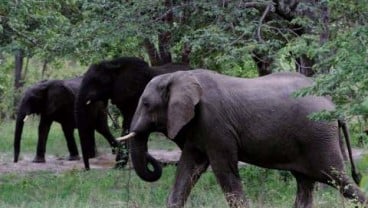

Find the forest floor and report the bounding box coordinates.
[0,148,366,174]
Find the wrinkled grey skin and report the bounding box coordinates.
[128,70,367,208]
[14,77,115,163]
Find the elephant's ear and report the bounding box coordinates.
[167,74,202,139]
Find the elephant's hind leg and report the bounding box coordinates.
[292,171,315,208]
[61,122,80,160]
[324,171,367,206]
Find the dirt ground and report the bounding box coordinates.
[0,149,182,174]
[0,148,366,174]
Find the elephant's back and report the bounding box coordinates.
[63,76,83,95]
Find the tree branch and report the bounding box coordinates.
[8,24,37,46]
[238,1,270,8]
[153,4,191,22]
[257,3,273,43]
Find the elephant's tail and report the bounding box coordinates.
[338,119,362,185]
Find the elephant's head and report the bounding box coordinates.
[14,81,49,162]
[119,71,202,182]
[76,57,151,169]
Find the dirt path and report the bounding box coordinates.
[0,148,366,174]
[0,149,182,174]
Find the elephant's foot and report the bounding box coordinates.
[32,156,46,163]
[114,144,129,169]
[67,155,81,161]
[114,152,129,169]
[114,161,128,169]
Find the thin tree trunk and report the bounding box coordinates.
[319,2,329,45]
[251,52,273,76]
[158,32,172,64]
[41,60,48,79]
[14,49,23,90]
[295,55,315,77]
[143,38,161,66]
[13,49,24,118]
[22,56,30,80]
[181,42,191,66]
[157,0,173,65]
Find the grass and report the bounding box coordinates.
[0,119,367,208]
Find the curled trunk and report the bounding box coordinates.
[14,112,26,162]
[130,133,162,182]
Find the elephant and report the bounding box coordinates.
[75,57,190,170]
[14,77,116,163]
[118,69,367,208]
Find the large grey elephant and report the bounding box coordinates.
[118,70,367,208]
[14,77,116,163]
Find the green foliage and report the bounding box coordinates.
[299,3,368,120]
[0,57,15,120]
[0,55,87,122]
[1,0,368,122]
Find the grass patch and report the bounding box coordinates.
[0,167,361,208]
[0,119,366,207]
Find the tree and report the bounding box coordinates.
[1,0,367,120]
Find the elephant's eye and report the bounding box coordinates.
[142,100,150,108]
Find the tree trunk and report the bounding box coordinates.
[157,0,173,65]
[13,49,24,116]
[181,42,191,66]
[295,55,315,77]
[144,0,175,66]
[251,52,273,76]
[143,38,161,66]
[158,32,172,64]
[41,60,48,79]
[14,49,23,90]
[22,56,30,80]
[319,2,329,45]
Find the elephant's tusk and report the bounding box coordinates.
[116,132,136,142]
[23,115,29,122]
[86,100,91,105]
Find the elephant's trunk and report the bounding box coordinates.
[130,133,162,182]
[75,91,97,170]
[14,112,26,162]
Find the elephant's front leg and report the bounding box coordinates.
[208,151,247,207]
[33,117,52,163]
[95,107,118,150]
[61,122,80,161]
[292,172,315,208]
[167,145,209,208]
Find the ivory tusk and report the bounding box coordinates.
[86,100,91,105]
[116,132,136,142]
[23,115,29,122]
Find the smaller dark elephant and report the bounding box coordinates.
[14,77,116,163]
[119,70,367,208]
